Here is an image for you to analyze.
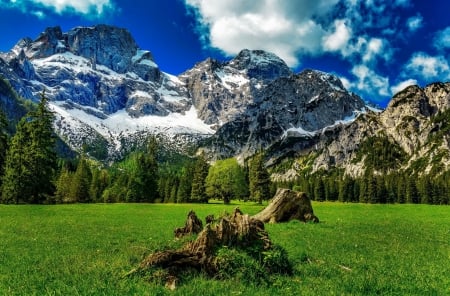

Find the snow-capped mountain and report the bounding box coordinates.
[0,25,368,160]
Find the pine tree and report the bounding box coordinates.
[69,156,92,202]
[89,168,109,202]
[190,155,209,203]
[126,137,159,202]
[138,137,159,202]
[0,110,8,188]
[55,168,73,203]
[314,177,325,202]
[248,152,271,204]
[2,92,56,203]
[177,164,194,203]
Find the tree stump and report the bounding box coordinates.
[131,208,277,288]
[252,188,319,223]
[174,210,203,238]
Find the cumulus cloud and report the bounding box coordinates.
[405,52,450,79]
[434,27,450,49]
[351,64,390,97]
[2,0,114,17]
[390,79,418,95]
[323,20,352,53]
[185,0,339,67]
[184,0,407,69]
[406,15,423,32]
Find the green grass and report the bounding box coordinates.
[0,202,449,295]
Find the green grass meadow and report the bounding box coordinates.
[1,202,449,295]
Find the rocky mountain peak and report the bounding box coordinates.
[67,25,140,73]
[228,49,292,80]
[11,25,157,76]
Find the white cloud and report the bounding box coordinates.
[323,20,352,53]
[3,0,114,16]
[184,0,406,70]
[351,64,390,97]
[405,52,450,79]
[434,27,450,49]
[406,15,423,32]
[185,0,340,67]
[390,79,418,95]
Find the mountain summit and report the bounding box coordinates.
[0,25,367,160]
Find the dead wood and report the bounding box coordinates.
[252,188,319,223]
[174,210,203,238]
[132,208,273,286]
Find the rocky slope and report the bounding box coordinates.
[0,25,367,160]
[272,82,450,180]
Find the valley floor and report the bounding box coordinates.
[0,202,449,295]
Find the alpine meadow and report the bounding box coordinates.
[0,2,450,294]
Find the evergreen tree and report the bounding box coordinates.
[69,156,92,202]
[2,92,56,203]
[406,176,418,203]
[338,177,354,202]
[89,168,109,202]
[138,137,159,202]
[314,177,325,202]
[248,152,271,204]
[177,166,193,203]
[126,137,159,202]
[0,110,8,189]
[55,168,73,203]
[190,155,210,203]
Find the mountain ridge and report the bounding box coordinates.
[0,24,369,161]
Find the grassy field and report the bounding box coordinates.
[0,202,449,295]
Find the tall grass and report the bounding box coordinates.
[0,202,448,295]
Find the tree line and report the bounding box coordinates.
[279,169,450,205]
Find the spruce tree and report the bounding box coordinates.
[2,92,56,203]
[314,177,325,202]
[0,110,8,187]
[248,152,270,204]
[55,168,73,203]
[69,157,92,202]
[177,164,193,203]
[190,155,210,203]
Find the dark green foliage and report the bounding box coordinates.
[190,155,209,203]
[248,152,271,204]
[69,157,92,203]
[0,110,8,189]
[281,164,449,205]
[89,168,109,202]
[353,135,406,173]
[1,92,57,204]
[102,137,160,203]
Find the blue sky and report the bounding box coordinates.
[0,0,449,107]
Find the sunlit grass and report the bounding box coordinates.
[0,202,449,295]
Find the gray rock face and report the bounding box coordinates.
[180,49,293,126]
[276,82,450,179]
[201,69,366,159]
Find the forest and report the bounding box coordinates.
[0,92,449,205]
